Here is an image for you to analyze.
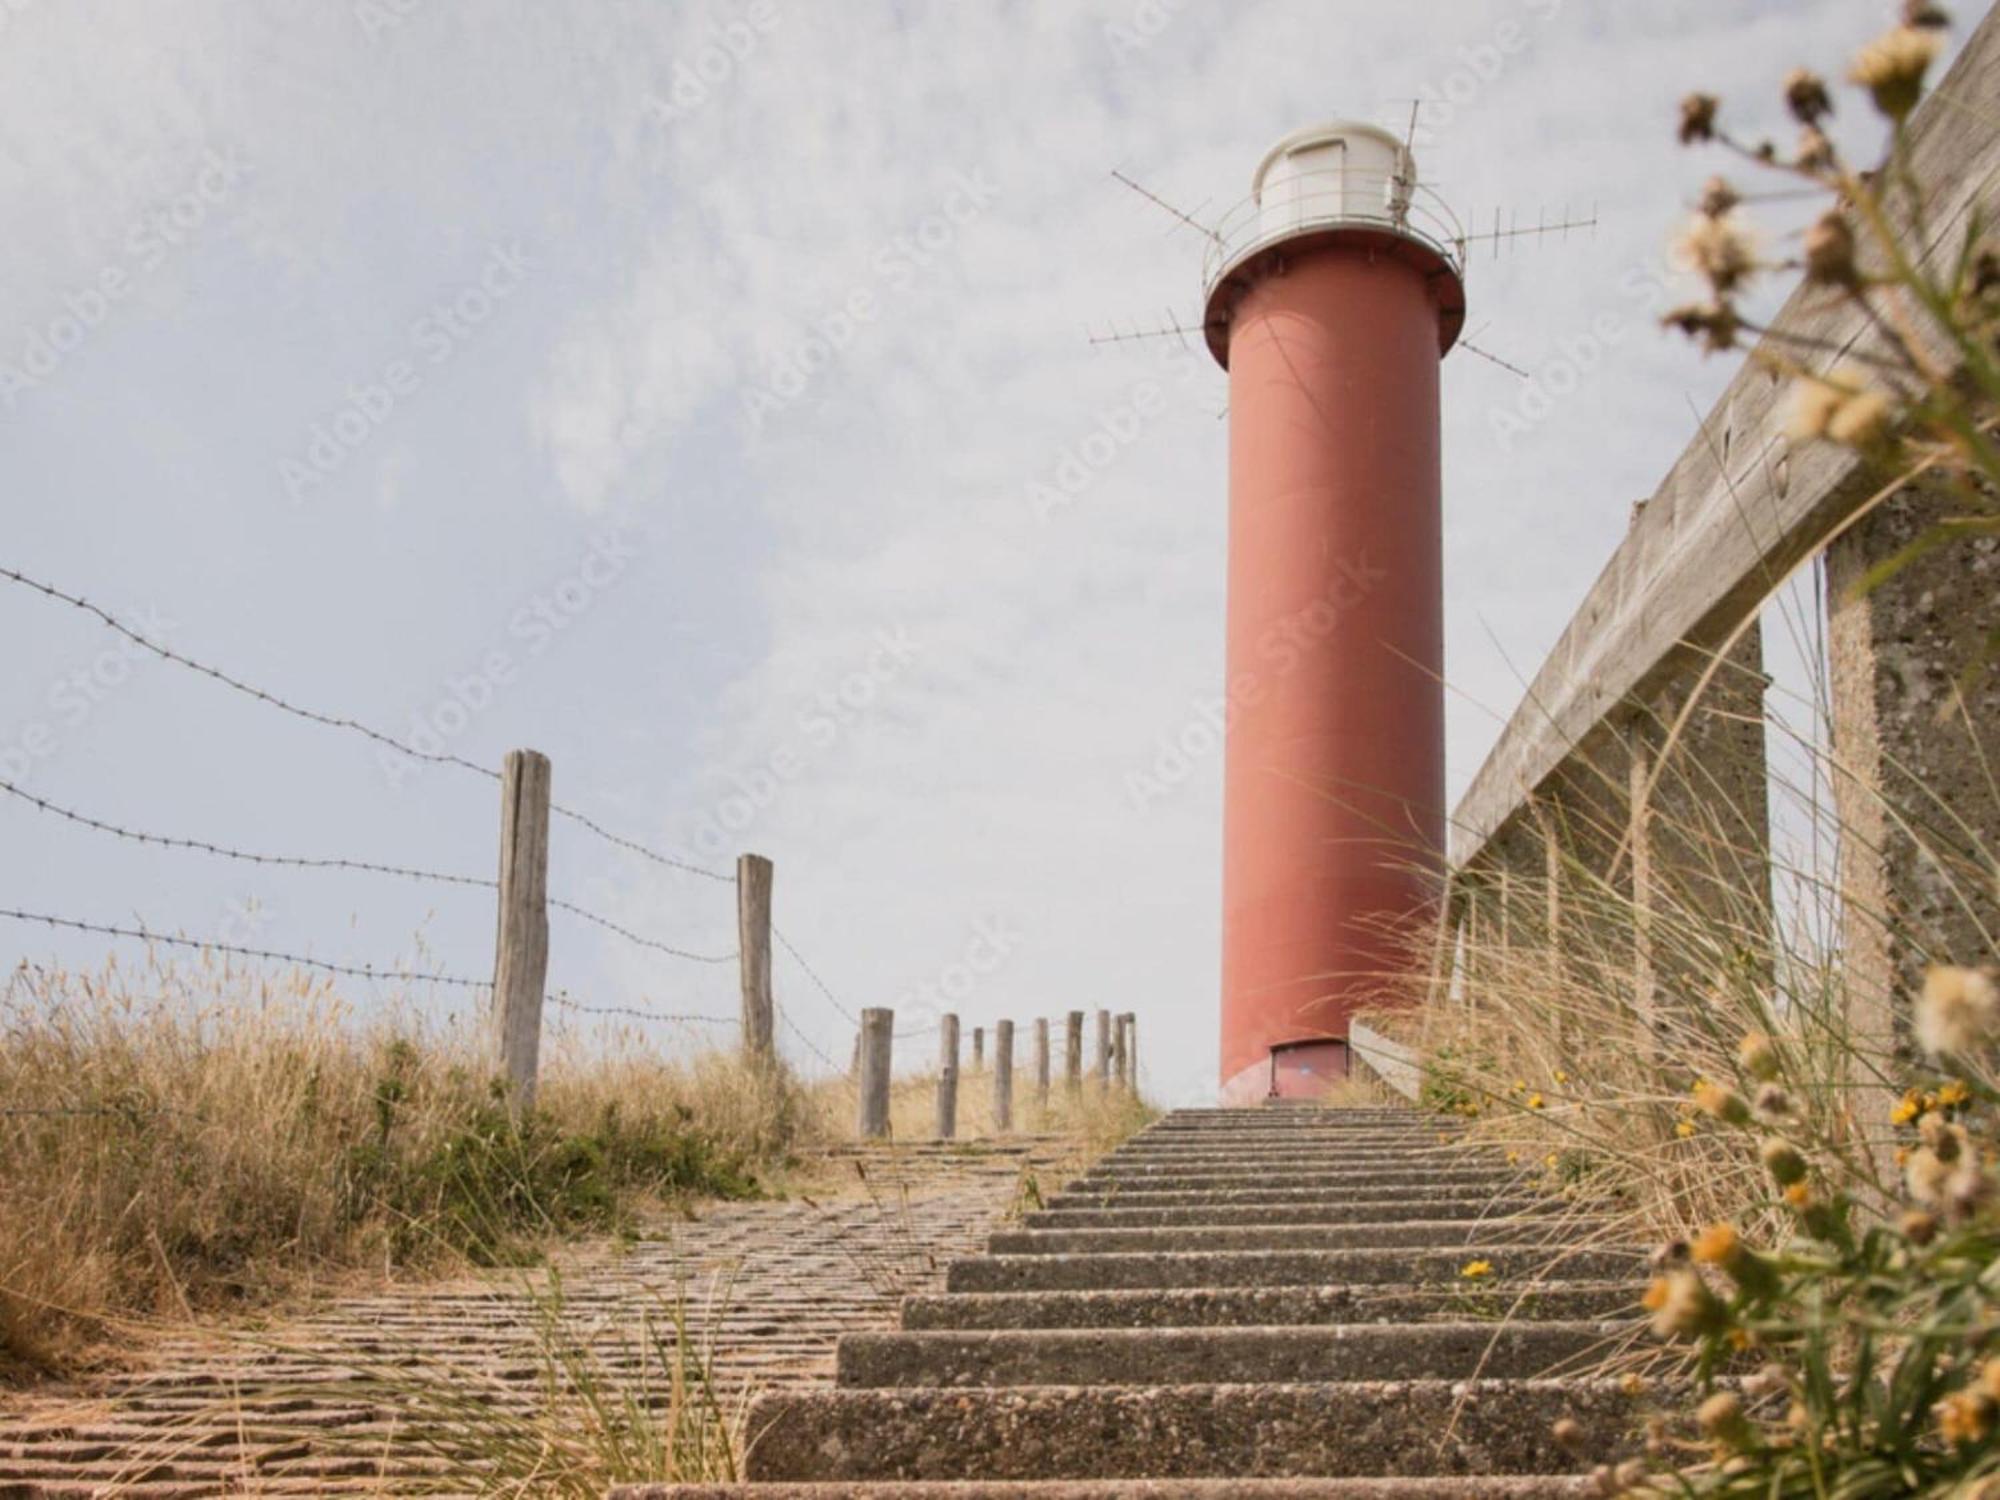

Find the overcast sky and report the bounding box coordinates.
[0,0,1916,1104]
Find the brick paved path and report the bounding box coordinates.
[0,1140,1062,1497]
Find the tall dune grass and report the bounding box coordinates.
[0,952,816,1380]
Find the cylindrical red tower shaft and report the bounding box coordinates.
[1202,124,1465,1103]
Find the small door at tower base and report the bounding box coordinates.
[1269,1039,1350,1098]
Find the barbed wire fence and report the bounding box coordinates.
[0,563,874,1100]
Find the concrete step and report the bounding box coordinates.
[947,1245,1646,1294]
[1090,1153,1499,1171]
[986,1220,1600,1256]
[620,1478,1593,1497]
[1045,1183,1524,1210]
[736,1377,1651,1481]
[1096,1147,1469,1166]
[1120,1136,1468,1148]
[1079,1169,1521,1191]
[1021,1200,1550,1229]
[899,1281,1641,1331]
[835,1321,1623,1388]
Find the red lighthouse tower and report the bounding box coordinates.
[1202,123,1466,1103]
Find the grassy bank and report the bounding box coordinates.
[0,953,817,1381]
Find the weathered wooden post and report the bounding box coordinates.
[992,1019,1014,1133]
[935,1013,960,1139]
[1093,1009,1111,1089]
[857,1008,892,1140]
[736,853,775,1065]
[971,1025,984,1071]
[492,748,551,1110]
[1032,1017,1050,1114]
[1108,1010,1127,1091]
[1065,1010,1083,1094]
[1119,1012,1137,1090]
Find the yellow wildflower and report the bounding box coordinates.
[1461,1259,1494,1279]
[1676,1120,1698,1139]
[1939,1080,1971,1108]
[1527,1093,1545,1110]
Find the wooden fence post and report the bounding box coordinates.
[993,1019,1014,1133]
[1120,1013,1137,1092]
[936,1013,960,1139]
[1108,1011,1127,1091]
[1032,1017,1050,1114]
[1065,1010,1083,1094]
[857,1008,892,1140]
[736,853,775,1065]
[1093,1009,1110,1089]
[972,1025,984,1071]
[492,748,551,1111]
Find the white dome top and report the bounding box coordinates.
[1250,120,1414,202]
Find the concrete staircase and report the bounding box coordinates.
[621,1105,1653,1497]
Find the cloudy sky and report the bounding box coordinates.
[0,0,1918,1103]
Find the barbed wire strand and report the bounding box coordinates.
[0,776,494,888]
[0,565,735,884]
[776,1000,851,1079]
[544,899,734,963]
[548,806,733,883]
[547,994,736,1026]
[772,924,857,1024]
[0,907,491,989]
[0,778,736,963]
[0,566,501,780]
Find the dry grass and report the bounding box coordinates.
[0,952,822,1381]
[1379,663,1997,1248]
[0,955,1157,1387]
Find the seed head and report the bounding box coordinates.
[1551,1416,1588,1455]
[1645,1267,1725,1339]
[1754,1082,1793,1119]
[1679,93,1720,145]
[1901,1208,1939,1244]
[1675,212,1758,293]
[1694,1079,1752,1126]
[1850,26,1945,117]
[1903,1,1951,27]
[1761,1138,1808,1186]
[1737,1030,1780,1080]
[1783,68,1834,124]
[1826,387,1893,447]
[1699,176,1741,218]
[1698,1391,1752,1447]
[1804,211,1860,287]
[1916,965,2000,1056]
[1908,1145,1955,1206]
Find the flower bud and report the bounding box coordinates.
[1761,1137,1808,1187]
[1737,1031,1780,1080]
[1698,1391,1752,1448]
